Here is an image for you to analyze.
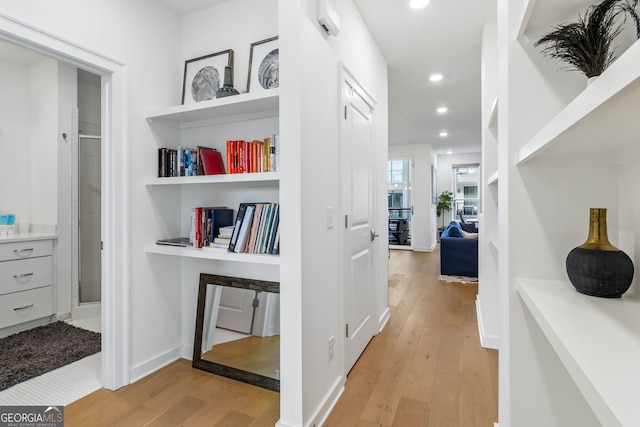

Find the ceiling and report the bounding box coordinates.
[156,0,495,155]
[0,0,495,155]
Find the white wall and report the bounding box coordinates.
[436,152,481,228]
[0,57,30,223]
[279,0,389,425]
[389,143,437,251]
[0,0,182,380]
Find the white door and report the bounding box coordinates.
[216,287,257,334]
[341,69,377,374]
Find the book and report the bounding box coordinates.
[214,236,231,244]
[199,146,226,175]
[229,203,252,252]
[156,237,191,247]
[218,225,235,237]
[233,204,255,253]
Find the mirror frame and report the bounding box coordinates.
[193,273,280,392]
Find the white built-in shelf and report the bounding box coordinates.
[145,243,280,265]
[517,278,640,426]
[488,237,499,252]
[487,170,499,186]
[488,96,498,135]
[145,89,279,127]
[517,0,595,41]
[145,172,280,186]
[517,39,640,165]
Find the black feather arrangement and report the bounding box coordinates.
[534,0,640,78]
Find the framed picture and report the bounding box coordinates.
[246,36,279,93]
[182,49,234,105]
[431,165,437,205]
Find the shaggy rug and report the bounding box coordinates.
[0,321,101,391]
[438,274,479,285]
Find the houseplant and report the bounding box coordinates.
[534,0,640,79]
[436,190,454,233]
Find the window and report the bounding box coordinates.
[453,165,480,218]
[388,159,412,246]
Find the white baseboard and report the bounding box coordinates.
[308,375,345,427]
[378,307,391,333]
[413,240,438,253]
[129,346,182,383]
[476,298,499,350]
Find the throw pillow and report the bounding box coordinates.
[461,230,479,239]
[448,226,462,238]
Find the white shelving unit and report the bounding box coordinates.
[144,244,280,265]
[145,90,280,264]
[144,172,279,186]
[499,0,640,425]
[517,279,640,426]
[145,89,279,127]
[487,170,499,186]
[517,40,640,164]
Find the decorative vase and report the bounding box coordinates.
[565,208,634,298]
[216,66,239,98]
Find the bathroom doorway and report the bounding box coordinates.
[72,69,102,321]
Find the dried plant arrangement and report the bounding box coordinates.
[534,0,640,78]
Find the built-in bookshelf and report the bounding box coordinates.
[145,89,280,264]
[500,0,640,424]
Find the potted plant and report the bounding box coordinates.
[534,0,640,79]
[436,190,454,236]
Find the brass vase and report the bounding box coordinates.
[566,208,634,298]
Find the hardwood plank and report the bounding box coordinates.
[145,395,208,427]
[324,366,380,426]
[107,406,160,427]
[392,397,430,426]
[62,249,497,427]
[427,369,463,426]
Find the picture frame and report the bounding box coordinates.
[431,165,437,205]
[182,49,234,105]
[246,36,279,93]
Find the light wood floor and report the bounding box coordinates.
[203,335,280,379]
[65,249,497,426]
[324,249,498,426]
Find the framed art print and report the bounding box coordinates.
[182,49,234,105]
[246,36,279,93]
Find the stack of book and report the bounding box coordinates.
[209,225,235,249]
[226,134,279,174]
[189,207,234,248]
[229,203,280,255]
[158,146,225,177]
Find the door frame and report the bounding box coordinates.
[338,62,379,375]
[387,156,414,250]
[0,13,130,390]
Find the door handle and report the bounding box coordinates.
[370,229,379,241]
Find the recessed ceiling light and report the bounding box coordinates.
[429,73,443,82]
[409,0,429,9]
[447,150,453,154]
[439,131,448,137]
[437,106,448,114]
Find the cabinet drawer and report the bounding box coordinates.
[0,257,52,295]
[0,286,54,329]
[0,240,53,261]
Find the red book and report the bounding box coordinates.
[198,146,226,175]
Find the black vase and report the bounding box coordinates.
[216,66,239,98]
[566,208,634,298]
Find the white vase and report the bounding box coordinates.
[586,76,597,87]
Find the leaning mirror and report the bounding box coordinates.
[193,273,280,392]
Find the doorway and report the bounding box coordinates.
[388,158,412,249]
[340,65,378,374]
[0,15,129,391]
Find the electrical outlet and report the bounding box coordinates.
[328,336,335,360]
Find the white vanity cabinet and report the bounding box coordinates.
[0,236,56,332]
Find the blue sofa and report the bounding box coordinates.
[440,221,478,277]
